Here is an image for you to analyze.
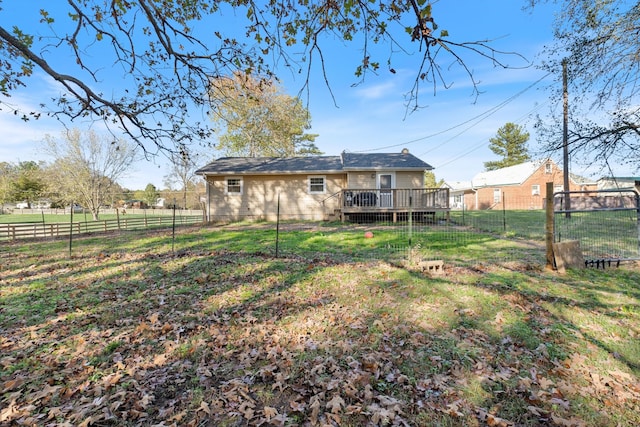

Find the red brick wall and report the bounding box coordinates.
[463,162,594,210]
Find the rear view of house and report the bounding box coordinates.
[196,149,449,222]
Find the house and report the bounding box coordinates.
[154,198,166,208]
[441,181,472,210]
[119,199,148,209]
[597,176,640,191]
[195,149,449,222]
[463,159,597,210]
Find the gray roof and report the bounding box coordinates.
[340,152,433,170]
[196,156,343,175]
[196,151,433,176]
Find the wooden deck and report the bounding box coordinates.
[336,188,450,222]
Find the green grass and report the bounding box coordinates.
[1,223,639,426]
[450,209,548,239]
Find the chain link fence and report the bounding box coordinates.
[273,195,550,268]
[554,189,640,263]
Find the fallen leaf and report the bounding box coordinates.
[326,394,345,414]
[198,401,211,414]
[263,406,278,419]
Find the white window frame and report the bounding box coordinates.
[225,177,243,195]
[493,188,501,203]
[531,184,540,196]
[545,163,552,174]
[308,175,326,194]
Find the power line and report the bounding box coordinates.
[353,72,552,154]
[435,99,550,170]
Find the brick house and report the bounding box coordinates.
[461,159,596,210]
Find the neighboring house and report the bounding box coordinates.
[196,149,449,222]
[33,200,52,209]
[119,199,148,209]
[15,200,52,209]
[441,181,472,210]
[463,159,597,210]
[597,176,640,191]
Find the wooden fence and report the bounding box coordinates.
[1,215,204,241]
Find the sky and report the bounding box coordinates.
[1,1,631,190]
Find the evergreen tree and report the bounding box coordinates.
[484,123,530,171]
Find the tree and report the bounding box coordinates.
[141,184,160,208]
[424,171,444,188]
[163,144,202,209]
[531,0,640,172]
[484,123,530,171]
[43,129,139,220]
[0,1,524,153]
[0,162,16,205]
[6,161,47,207]
[210,72,321,157]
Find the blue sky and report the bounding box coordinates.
[1,1,627,189]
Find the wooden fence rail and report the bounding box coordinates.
[1,215,203,241]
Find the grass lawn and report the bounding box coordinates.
[1,224,639,426]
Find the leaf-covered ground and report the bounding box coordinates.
[1,227,639,426]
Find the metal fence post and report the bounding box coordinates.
[276,193,281,258]
[171,200,176,253]
[502,192,507,232]
[68,202,74,258]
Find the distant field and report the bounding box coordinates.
[0,210,187,224]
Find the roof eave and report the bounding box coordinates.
[197,169,346,176]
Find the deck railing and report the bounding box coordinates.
[341,188,449,210]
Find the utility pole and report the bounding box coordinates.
[562,59,571,218]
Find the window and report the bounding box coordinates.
[545,163,552,174]
[493,188,501,203]
[532,184,540,196]
[225,177,243,195]
[308,176,326,194]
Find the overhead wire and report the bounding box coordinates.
[435,98,550,169]
[352,72,552,157]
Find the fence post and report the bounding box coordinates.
[636,192,640,258]
[502,192,507,232]
[68,202,74,258]
[545,182,555,270]
[275,193,281,258]
[172,201,176,253]
[408,192,413,246]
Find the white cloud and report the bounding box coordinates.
[353,80,399,100]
